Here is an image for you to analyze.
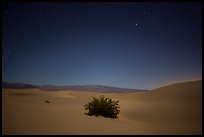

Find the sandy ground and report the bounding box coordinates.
[2,80,202,135]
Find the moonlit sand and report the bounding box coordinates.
[2,80,202,135]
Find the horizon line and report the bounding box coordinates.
[2,79,202,90]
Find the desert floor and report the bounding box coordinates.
[2,80,202,135]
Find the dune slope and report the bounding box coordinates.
[2,80,202,135]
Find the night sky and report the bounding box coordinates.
[2,2,202,90]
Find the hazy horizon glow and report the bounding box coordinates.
[2,2,202,90]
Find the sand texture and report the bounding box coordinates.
[2,80,202,135]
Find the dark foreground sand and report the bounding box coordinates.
[2,80,202,135]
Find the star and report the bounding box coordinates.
[4,11,8,15]
[135,23,138,26]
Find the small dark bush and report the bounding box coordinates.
[84,95,120,118]
[45,100,50,103]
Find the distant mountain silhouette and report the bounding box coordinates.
[2,81,38,89]
[39,85,148,92]
[2,81,148,92]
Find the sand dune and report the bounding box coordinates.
[2,80,202,135]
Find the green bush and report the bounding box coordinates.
[84,95,120,118]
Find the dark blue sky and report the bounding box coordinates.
[2,2,202,89]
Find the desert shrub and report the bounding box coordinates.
[45,100,50,103]
[84,95,120,118]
